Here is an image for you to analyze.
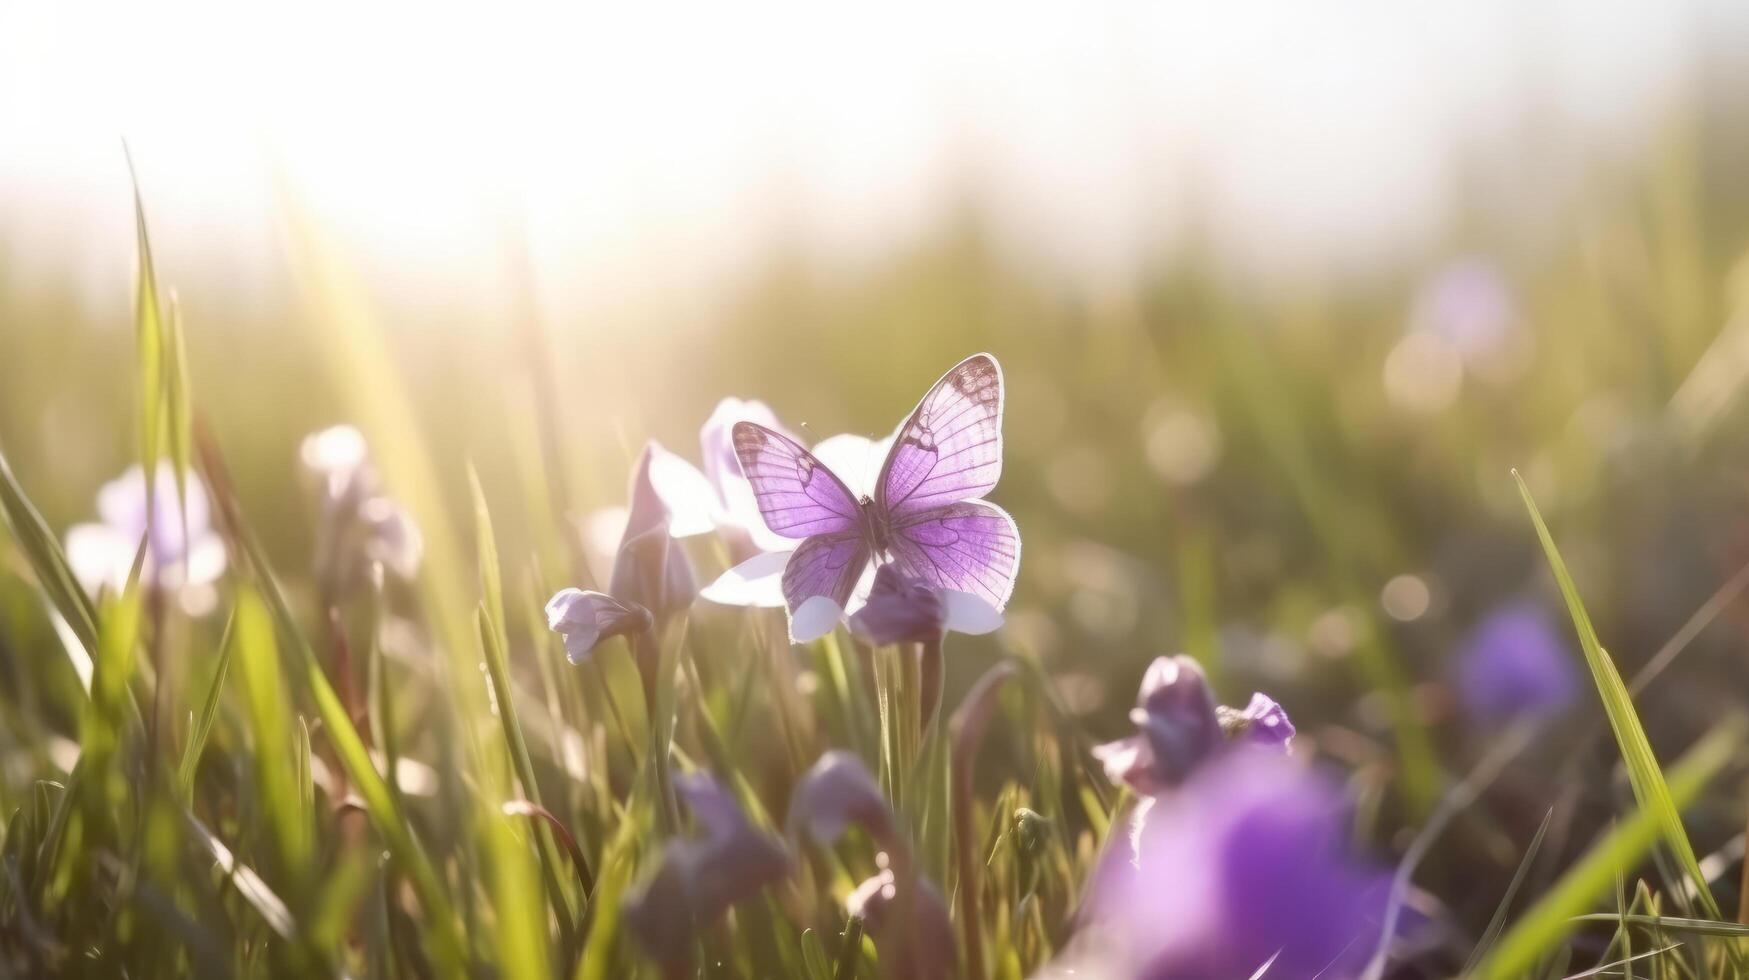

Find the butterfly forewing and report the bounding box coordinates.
[887,499,1020,608]
[876,354,1004,519]
[732,422,862,539]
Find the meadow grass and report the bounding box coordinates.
[4,113,1749,978]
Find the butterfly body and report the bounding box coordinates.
[857,495,894,556]
[733,354,1021,640]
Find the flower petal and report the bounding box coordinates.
[647,443,722,538]
[941,589,1004,635]
[809,433,893,501]
[789,594,845,643]
[700,551,791,608]
[64,523,129,594]
[847,564,944,645]
[544,588,652,664]
[300,424,369,477]
[787,750,896,848]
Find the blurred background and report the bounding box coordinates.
[9,0,1749,892]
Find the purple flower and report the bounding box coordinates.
[1093,656,1222,794]
[788,751,957,980]
[610,444,698,621]
[544,588,652,665]
[300,425,423,590]
[622,772,793,966]
[1455,601,1579,721]
[1085,748,1389,979]
[787,750,898,851]
[1219,693,1297,751]
[64,462,226,604]
[1094,657,1295,796]
[1411,257,1519,362]
[547,443,700,663]
[849,564,946,645]
[845,564,1003,646]
[846,868,957,980]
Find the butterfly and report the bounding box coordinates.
[732,353,1020,641]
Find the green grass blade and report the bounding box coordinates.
[1515,471,1723,919]
[0,447,100,656]
[176,608,235,800]
[1571,914,1749,939]
[469,462,555,975]
[80,549,146,813]
[126,151,167,493]
[196,428,467,974]
[575,808,647,980]
[184,811,296,941]
[1461,808,1554,977]
[164,292,194,511]
[472,467,581,930]
[1478,718,1740,979]
[231,587,312,882]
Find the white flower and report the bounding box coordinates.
[64,462,227,601]
[301,425,423,586]
[646,398,799,556]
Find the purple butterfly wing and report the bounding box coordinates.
[732,422,861,539]
[875,354,1004,519]
[887,500,1020,609]
[782,532,872,613]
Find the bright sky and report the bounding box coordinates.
[0,0,1739,319]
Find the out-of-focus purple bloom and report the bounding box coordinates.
[610,444,697,622]
[1084,748,1389,979]
[65,462,227,604]
[787,750,898,851]
[846,868,957,980]
[1094,656,1295,796]
[1455,601,1579,721]
[622,772,793,966]
[1219,693,1297,751]
[1093,656,1222,795]
[789,750,957,980]
[1411,257,1519,363]
[545,588,653,665]
[300,425,423,590]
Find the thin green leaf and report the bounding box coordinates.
[126,150,168,495]
[231,588,311,880]
[177,609,235,800]
[801,928,830,980]
[0,448,100,656]
[1515,471,1723,919]
[1478,718,1740,979]
[196,427,466,974]
[473,466,582,934]
[164,291,194,513]
[184,811,296,941]
[1461,809,1555,976]
[576,809,647,980]
[1571,914,1749,939]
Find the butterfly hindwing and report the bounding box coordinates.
[732,422,862,539]
[876,354,1004,520]
[887,499,1020,609]
[781,532,872,612]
